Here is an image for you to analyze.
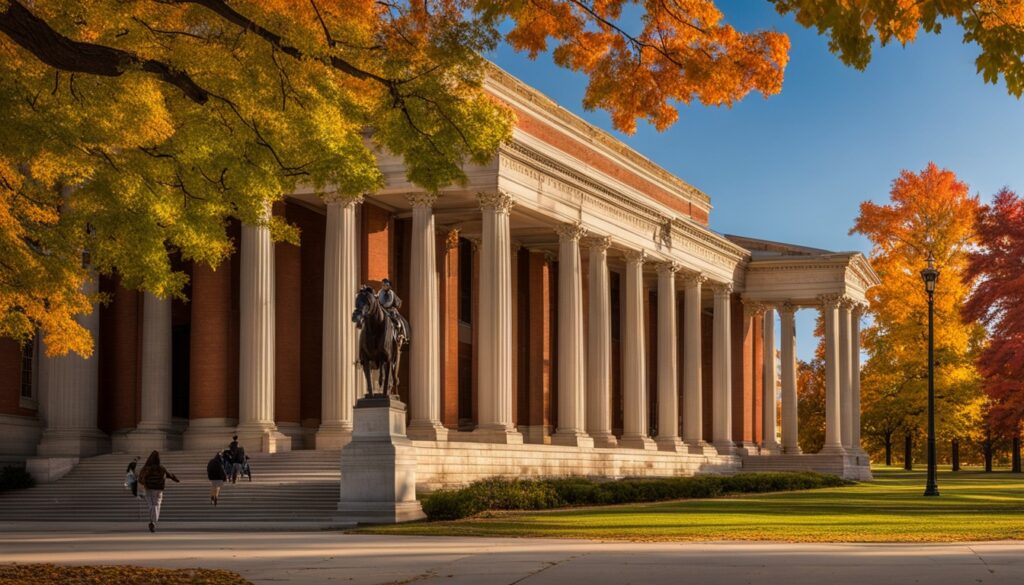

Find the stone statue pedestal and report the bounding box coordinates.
[336,395,425,524]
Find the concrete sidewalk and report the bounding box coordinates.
[0,529,1020,584]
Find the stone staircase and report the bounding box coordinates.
[0,450,342,522]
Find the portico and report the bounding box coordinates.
[2,67,878,485]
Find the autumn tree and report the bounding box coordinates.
[796,357,825,454]
[0,0,790,356]
[964,189,1024,437]
[771,0,1024,96]
[852,162,987,469]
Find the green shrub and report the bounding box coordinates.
[421,472,850,521]
[0,465,35,492]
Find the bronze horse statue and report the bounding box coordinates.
[352,285,406,396]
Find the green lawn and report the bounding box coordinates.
[359,468,1024,542]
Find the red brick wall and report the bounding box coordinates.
[527,251,555,433]
[290,204,325,427]
[98,278,140,433]
[439,232,460,429]
[274,203,302,425]
[0,339,29,417]
[361,202,391,286]
[731,295,754,444]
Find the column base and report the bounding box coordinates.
[712,440,737,455]
[469,425,523,445]
[115,428,181,455]
[686,441,719,456]
[236,423,292,453]
[655,437,687,453]
[520,425,552,445]
[407,421,450,442]
[182,418,238,452]
[25,456,79,483]
[783,444,803,455]
[734,441,759,456]
[818,444,847,456]
[551,431,594,448]
[36,429,110,459]
[589,432,618,448]
[618,435,657,450]
[315,422,353,450]
[335,501,426,525]
[759,441,782,455]
[276,422,306,450]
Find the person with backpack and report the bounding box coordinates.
[206,452,227,506]
[136,450,179,533]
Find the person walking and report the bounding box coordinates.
[137,450,179,533]
[125,456,140,498]
[207,452,227,506]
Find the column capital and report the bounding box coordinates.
[583,234,612,251]
[623,249,646,264]
[742,299,770,318]
[555,222,587,242]
[543,250,557,264]
[324,193,364,208]
[818,293,843,309]
[477,191,514,213]
[711,281,733,296]
[655,261,681,275]
[466,236,481,252]
[852,301,868,317]
[444,228,460,250]
[406,193,438,208]
[681,272,708,287]
[778,301,797,315]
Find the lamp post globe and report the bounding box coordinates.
[921,253,940,497]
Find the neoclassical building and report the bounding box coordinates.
[0,68,878,482]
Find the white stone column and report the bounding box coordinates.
[553,223,592,447]
[761,307,780,453]
[126,292,176,450]
[317,197,361,449]
[655,262,684,452]
[585,236,616,448]
[820,294,845,454]
[620,250,655,450]
[238,210,290,453]
[852,303,866,456]
[473,192,522,444]
[712,283,734,454]
[838,298,854,450]
[779,303,801,454]
[682,274,711,454]
[406,194,448,441]
[34,277,109,460]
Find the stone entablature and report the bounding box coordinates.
[484,66,711,224]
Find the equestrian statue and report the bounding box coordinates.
[352,278,410,396]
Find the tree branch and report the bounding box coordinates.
[0,0,210,104]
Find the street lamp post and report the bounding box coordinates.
[921,253,940,497]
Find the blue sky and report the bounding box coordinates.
[487,1,1024,360]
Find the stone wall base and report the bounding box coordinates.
[740,453,873,481]
[25,456,79,483]
[411,439,742,492]
[0,414,41,464]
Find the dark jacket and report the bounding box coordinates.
[139,465,178,491]
[207,458,227,481]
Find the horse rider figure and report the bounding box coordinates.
[378,279,410,346]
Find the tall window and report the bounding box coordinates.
[458,238,473,324]
[20,337,35,399]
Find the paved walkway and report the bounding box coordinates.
[0,528,1021,584]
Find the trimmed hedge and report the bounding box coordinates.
[0,466,35,493]
[421,472,850,521]
[0,564,250,584]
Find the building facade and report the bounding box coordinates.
[0,69,879,482]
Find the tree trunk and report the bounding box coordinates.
[884,433,892,467]
[951,439,960,472]
[1013,436,1021,473]
[984,440,993,473]
[904,433,913,471]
